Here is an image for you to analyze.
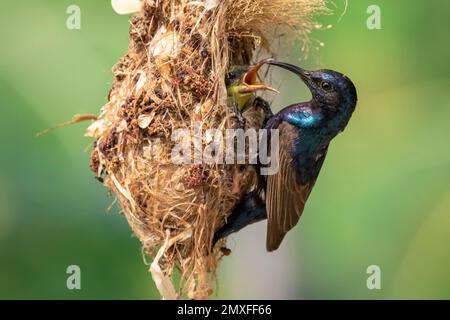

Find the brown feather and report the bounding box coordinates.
[265,122,318,251]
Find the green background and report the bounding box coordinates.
[0,0,449,299]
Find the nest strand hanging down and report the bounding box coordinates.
[86,0,329,299]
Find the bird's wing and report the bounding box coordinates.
[266,122,328,251]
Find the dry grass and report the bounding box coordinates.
[86,0,329,299]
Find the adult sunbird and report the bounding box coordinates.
[215,61,358,251]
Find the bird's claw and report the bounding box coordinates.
[254,97,274,123]
[236,111,246,129]
[232,103,246,128]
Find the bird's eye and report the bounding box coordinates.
[321,81,333,91]
[225,72,235,86]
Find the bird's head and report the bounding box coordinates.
[226,59,278,111]
[268,61,357,114]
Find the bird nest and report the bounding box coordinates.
[86,0,329,299]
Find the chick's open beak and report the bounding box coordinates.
[239,59,279,94]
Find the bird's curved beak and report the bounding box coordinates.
[239,59,279,94]
[267,61,311,83]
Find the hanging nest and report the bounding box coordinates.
[86,0,329,299]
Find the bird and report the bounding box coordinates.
[214,61,358,251]
[225,59,278,127]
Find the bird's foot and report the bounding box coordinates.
[235,110,246,129]
[254,97,274,123]
[231,103,246,129]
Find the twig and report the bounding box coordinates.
[36,114,98,137]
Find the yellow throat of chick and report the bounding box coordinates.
[227,60,278,111]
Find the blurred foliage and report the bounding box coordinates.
[0,0,449,299]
